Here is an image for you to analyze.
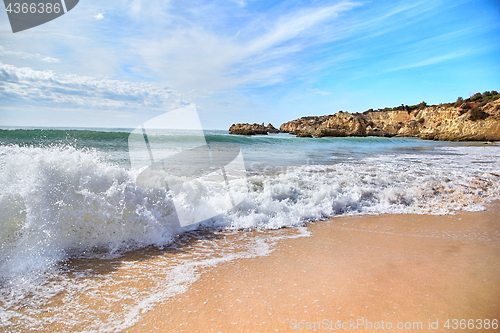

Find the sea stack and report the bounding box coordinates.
[229,123,280,135]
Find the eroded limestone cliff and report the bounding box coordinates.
[278,93,500,141]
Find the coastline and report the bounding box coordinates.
[229,91,500,141]
[128,202,500,332]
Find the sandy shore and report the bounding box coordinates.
[128,203,500,332]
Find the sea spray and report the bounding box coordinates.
[0,145,179,278]
[1,143,500,279]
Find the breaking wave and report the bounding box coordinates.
[1,143,499,279]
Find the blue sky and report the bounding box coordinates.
[0,0,499,129]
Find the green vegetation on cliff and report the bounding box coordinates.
[363,91,500,115]
[278,90,500,141]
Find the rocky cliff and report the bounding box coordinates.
[278,92,500,141]
[279,115,331,135]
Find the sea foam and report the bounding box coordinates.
[0,145,178,277]
[1,144,499,278]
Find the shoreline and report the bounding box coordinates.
[229,92,500,141]
[128,202,500,332]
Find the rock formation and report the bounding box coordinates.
[363,109,411,137]
[279,115,330,135]
[265,123,280,133]
[278,92,500,141]
[229,123,280,135]
[314,111,366,137]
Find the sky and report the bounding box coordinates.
[0,0,499,130]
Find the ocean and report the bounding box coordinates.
[1,127,499,332]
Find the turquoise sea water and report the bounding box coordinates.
[1,127,499,331]
[0,127,488,167]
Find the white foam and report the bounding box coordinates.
[0,226,309,332]
[0,145,179,277]
[1,144,499,276]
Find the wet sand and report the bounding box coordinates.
[126,202,500,333]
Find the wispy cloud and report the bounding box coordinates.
[137,1,360,92]
[0,46,59,63]
[388,50,472,72]
[308,88,333,96]
[293,1,481,81]
[229,0,247,6]
[382,27,479,73]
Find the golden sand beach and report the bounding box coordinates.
[128,203,500,333]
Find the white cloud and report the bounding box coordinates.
[0,46,60,63]
[0,62,183,110]
[138,2,360,92]
[229,0,247,6]
[308,88,333,96]
[94,12,104,19]
[388,50,472,72]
